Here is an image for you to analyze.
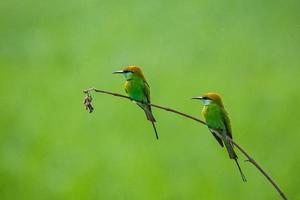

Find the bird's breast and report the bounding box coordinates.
[202,106,208,118]
[125,80,144,101]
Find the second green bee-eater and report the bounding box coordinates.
[192,93,247,182]
[113,65,158,140]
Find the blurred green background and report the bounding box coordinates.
[1,0,299,199]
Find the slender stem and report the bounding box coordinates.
[231,141,287,200]
[83,88,288,200]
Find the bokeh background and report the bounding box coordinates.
[1,0,299,199]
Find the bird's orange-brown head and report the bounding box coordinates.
[123,66,144,77]
[113,65,145,80]
[192,92,224,107]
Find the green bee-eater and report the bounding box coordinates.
[113,65,158,140]
[192,93,247,182]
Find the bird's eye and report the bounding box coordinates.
[202,97,208,100]
[123,70,129,73]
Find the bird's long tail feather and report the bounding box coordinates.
[145,109,156,122]
[224,140,247,182]
[234,159,247,182]
[224,140,237,159]
[145,110,158,140]
[151,121,159,140]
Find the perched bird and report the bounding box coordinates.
[192,93,247,182]
[113,66,158,140]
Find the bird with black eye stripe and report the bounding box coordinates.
[192,93,247,182]
[113,66,159,140]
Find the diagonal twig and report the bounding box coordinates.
[83,88,288,200]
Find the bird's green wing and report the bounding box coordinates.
[143,80,151,103]
[221,108,233,139]
[142,80,154,116]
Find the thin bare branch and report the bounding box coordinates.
[83,88,288,200]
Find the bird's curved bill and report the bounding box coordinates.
[192,96,203,100]
[112,70,125,74]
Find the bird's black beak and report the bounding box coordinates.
[112,70,125,74]
[191,96,203,100]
